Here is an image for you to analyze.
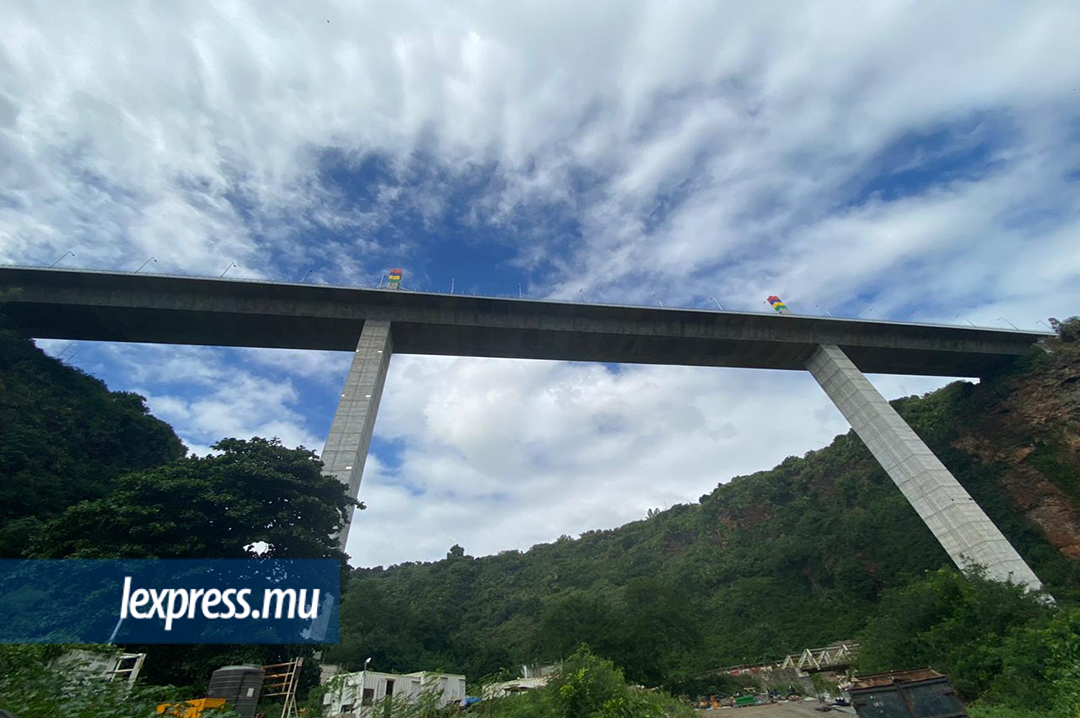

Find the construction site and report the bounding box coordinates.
[46,636,980,718]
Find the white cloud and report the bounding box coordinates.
[2,2,1077,298]
[235,348,351,388]
[146,374,321,452]
[346,355,957,565]
[46,341,332,455]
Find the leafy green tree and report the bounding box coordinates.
[32,437,354,560]
[534,580,699,686]
[537,593,621,664]
[476,647,695,718]
[1047,316,1079,343]
[858,568,1080,717]
[971,606,1080,718]
[329,574,433,672]
[614,578,701,686]
[27,438,354,692]
[0,323,185,557]
[857,568,1053,701]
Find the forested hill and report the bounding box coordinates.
[331,319,1080,684]
[0,319,186,557]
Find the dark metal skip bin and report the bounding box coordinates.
[850,669,967,718]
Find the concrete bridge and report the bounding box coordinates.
[0,266,1053,594]
[0,266,1038,374]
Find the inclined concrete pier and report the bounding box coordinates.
[321,321,393,547]
[806,344,1045,593]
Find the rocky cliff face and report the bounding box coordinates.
[956,322,1080,560]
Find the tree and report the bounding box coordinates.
[534,580,701,687]
[0,323,185,557]
[475,647,695,718]
[329,575,432,673]
[976,607,1080,718]
[615,578,702,686]
[1048,316,1079,343]
[537,593,620,664]
[32,437,355,561]
[857,568,1053,701]
[27,437,356,692]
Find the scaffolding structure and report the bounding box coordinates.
[262,658,304,718]
[111,652,147,687]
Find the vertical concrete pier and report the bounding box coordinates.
[806,344,1045,593]
[321,321,393,549]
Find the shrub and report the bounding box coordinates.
[476,647,695,718]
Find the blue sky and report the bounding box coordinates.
[3,1,1080,566]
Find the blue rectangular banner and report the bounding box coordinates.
[0,559,340,644]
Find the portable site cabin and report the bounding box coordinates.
[322,670,467,717]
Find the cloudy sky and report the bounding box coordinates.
[3,2,1079,566]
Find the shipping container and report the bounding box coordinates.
[850,669,967,718]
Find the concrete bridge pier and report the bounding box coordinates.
[805,343,1047,594]
[321,320,393,550]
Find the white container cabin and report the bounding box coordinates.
[322,669,466,717]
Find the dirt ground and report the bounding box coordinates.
[696,702,857,717]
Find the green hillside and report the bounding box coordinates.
[0,319,186,557]
[328,320,1080,684]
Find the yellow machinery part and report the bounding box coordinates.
[155,697,228,717]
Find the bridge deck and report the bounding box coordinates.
[0,267,1048,377]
